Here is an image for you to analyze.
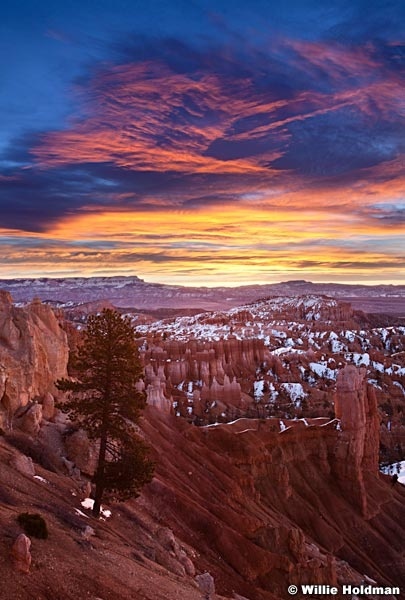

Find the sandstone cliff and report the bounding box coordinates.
[142,337,268,416]
[135,295,405,460]
[0,292,69,429]
[333,365,380,516]
[138,364,404,599]
[0,337,403,600]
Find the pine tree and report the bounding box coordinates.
[56,309,154,517]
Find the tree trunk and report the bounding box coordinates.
[93,339,112,518]
[92,431,107,517]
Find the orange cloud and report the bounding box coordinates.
[33,63,281,174]
[2,38,403,285]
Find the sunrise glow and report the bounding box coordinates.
[1,1,404,285]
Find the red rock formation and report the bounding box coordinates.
[140,388,404,599]
[142,337,269,418]
[0,293,69,430]
[41,392,55,421]
[241,296,354,324]
[146,375,172,413]
[333,365,380,516]
[195,572,215,598]
[65,429,98,475]
[10,453,35,477]
[19,403,43,435]
[10,534,31,573]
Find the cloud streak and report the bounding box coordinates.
[1,22,404,284]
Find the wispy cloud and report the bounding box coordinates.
[1,29,404,283]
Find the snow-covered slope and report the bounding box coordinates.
[1,276,405,313]
[129,295,405,465]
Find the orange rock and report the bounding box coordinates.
[10,534,31,574]
[0,292,68,430]
[333,365,380,516]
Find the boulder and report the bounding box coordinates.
[20,403,43,435]
[81,526,95,541]
[65,429,98,475]
[10,534,32,573]
[195,572,215,599]
[41,392,55,420]
[38,422,65,459]
[156,527,181,555]
[154,547,186,577]
[81,480,92,498]
[11,454,35,477]
[155,527,195,576]
[178,550,195,576]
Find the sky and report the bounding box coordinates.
[0,0,404,286]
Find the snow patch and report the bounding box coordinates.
[81,498,111,518]
[254,380,265,401]
[33,475,49,483]
[280,383,306,406]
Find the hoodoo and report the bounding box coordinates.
[334,365,380,516]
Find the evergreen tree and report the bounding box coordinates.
[57,309,154,517]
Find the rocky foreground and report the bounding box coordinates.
[0,292,405,599]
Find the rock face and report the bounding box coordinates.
[145,375,172,413]
[334,365,380,516]
[10,453,35,477]
[19,403,43,435]
[10,534,32,573]
[142,337,268,419]
[141,375,404,599]
[0,292,68,430]
[65,429,98,475]
[145,338,267,384]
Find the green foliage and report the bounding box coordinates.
[57,309,146,439]
[103,435,155,501]
[17,513,48,539]
[56,309,154,516]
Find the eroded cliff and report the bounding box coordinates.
[0,292,69,429]
[139,365,404,599]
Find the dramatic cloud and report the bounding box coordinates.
[1,4,404,284]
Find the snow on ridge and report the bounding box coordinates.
[133,294,349,343]
[309,362,337,380]
[280,383,306,407]
[254,380,265,400]
[345,352,370,367]
[393,381,405,396]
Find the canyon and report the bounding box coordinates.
[0,283,404,599]
[136,295,405,467]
